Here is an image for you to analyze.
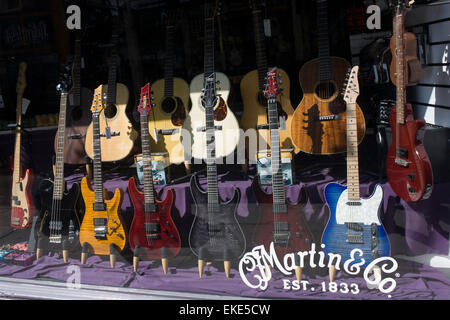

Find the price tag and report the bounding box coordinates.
[263,19,272,37]
[279,116,286,131]
[0,95,4,109]
[22,98,31,114]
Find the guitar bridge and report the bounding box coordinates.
[11,217,20,226]
[93,218,108,239]
[346,232,364,244]
[156,129,179,135]
[100,127,120,139]
[49,235,62,244]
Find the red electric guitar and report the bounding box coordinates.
[128,83,181,273]
[251,68,314,279]
[386,0,433,202]
[10,62,35,229]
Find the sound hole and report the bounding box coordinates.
[71,106,82,122]
[315,81,337,100]
[257,91,268,107]
[104,104,117,119]
[161,97,177,114]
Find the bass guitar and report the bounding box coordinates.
[10,62,34,229]
[36,65,82,261]
[148,12,189,165]
[56,34,93,165]
[182,0,240,162]
[386,0,433,202]
[321,66,390,281]
[128,83,181,273]
[251,68,313,281]
[189,73,246,278]
[240,0,298,161]
[291,0,366,155]
[79,85,127,267]
[85,33,136,162]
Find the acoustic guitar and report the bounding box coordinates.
[36,66,81,261]
[321,66,390,281]
[128,83,181,273]
[386,0,433,202]
[291,0,366,155]
[84,33,136,162]
[182,0,240,162]
[10,62,34,229]
[79,85,127,267]
[148,13,189,165]
[251,68,313,281]
[240,0,298,161]
[56,34,93,165]
[188,74,246,279]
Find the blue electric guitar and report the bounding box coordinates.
[321,66,390,280]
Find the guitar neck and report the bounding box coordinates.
[53,92,69,200]
[92,112,104,204]
[107,47,118,106]
[346,102,360,200]
[268,98,286,205]
[394,9,406,124]
[13,93,23,183]
[205,97,219,205]
[140,113,156,206]
[317,0,331,82]
[164,26,175,97]
[72,39,82,107]
[204,17,215,77]
[252,9,268,90]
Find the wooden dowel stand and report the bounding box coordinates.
[133,246,140,272]
[329,266,336,282]
[81,242,89,264]
[161,246,169,275]
[109,244,117,268]
[62,239,69,263]
[295,266,302,282]
[224,261,231,278]
[198,259,205,278]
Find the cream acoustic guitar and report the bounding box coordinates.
[240,0,299,162]
[182,1,240,162]
[79,85,127,267]
[85,33,137,162]
[148,14,189,165]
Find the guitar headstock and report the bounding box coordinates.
[343,66,360,104]
[393,0,414,14]
[91,85,105,115]
[202,74,218,108]
[16,62,27,95]
[263,67,281,99]
[56,62,73,93]
[137,83,154,116]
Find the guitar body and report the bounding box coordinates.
[240,68,299,158]
[10,168,34,229]
[321,183,390,267]
[291,57,366,154]
[386,103,433,202]
[85,83,136,162]
[148,77,189,164]
[128,177,181,259]
[251,176,313,256]
[35,179,81,252]
[182,73,240,160]
[79,177,126,255]
[57,87,93,164]
[188,173,246,261]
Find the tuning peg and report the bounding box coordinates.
[278,74,282,78]
[151,103,156,107]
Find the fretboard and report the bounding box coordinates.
[204,17,215,77]
[394,12,406,124]
[140,113,156,206]
[163,26,175,97]
[205,87,219,205]
[107,40,118,106]
[92,111,104,204]
[252,9,268,90]
[72,39,82,107]
[53,92,68,200]
[268,98,286,205]
[346,102,360,200]
[317,0,331,82]
[13,93,23,184]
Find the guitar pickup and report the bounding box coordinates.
[11,196,20,206]
[197,126,222,132]
[68,133,85,139]
[396,147,408,159]
[156,129,179,135]
[145,203,158,213]
[145,223,160,234]
[11,218,20,226]
[93,202,107,211]
[346,232,364,244]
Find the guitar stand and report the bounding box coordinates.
[36,238,69,263]
[109,243,118,268]
[161,246,169,275]
[81,242,90,264]
[329,265,336,282]
[198,247,206,278]
[133,246,140,272]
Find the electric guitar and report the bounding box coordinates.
[321,66,390,280]
[291,0,366,155]
[36,65,81,261]
[148,12,189,165]
[10,62,34,229]
[240,0,298,161]
[188,74,246,278]
[84,33,136,162]
[56,34,93,165]
[251,68,313,279]
[386,0,433,202]
[182,0,240,162]
[79,85,127,266]
[128,83,181,273]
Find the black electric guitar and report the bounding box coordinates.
[188,74,246,278]
[36,66,81,261]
